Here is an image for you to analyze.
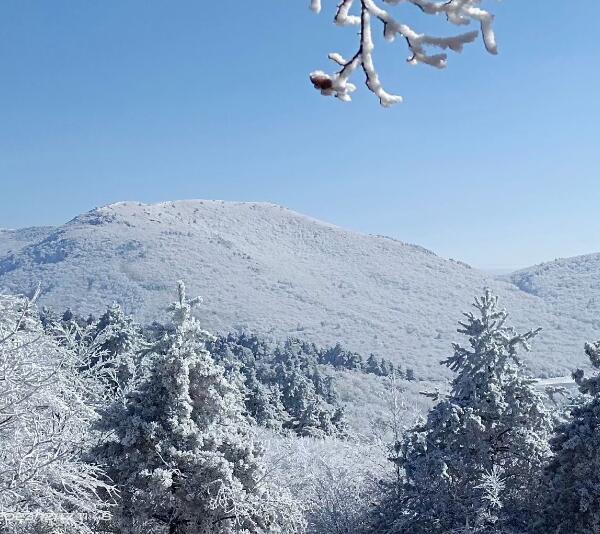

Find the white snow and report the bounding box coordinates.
[309,0,497,105]
[0,200,597,380]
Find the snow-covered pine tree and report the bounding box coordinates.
[366,353,383,376]
[380,358,393,377]
[0,291,112,534]
[540,341,600,534]
[209,334,347,436]
[379,290,552,533]
[92,281,304,534]
[43,302,147,403]
[273,349,345,438]
[86,303,147,397]
[244,368,289,431]
[90,303,142,363]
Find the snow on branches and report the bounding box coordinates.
[0,292,113,533]
[309,0,498,106]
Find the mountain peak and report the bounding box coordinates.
[1,201,597,379]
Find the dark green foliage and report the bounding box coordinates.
[210,335,347,437]
[540,341,600,534]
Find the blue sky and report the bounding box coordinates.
[1,1,598,269]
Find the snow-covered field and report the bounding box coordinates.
[0,200,597,379]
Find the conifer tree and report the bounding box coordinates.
[93,282,303,534]
[91,303,142,362]
[210,334,346,437]
[540,341,600,534]
[380,358,392,377]
[366,354,383,376]
[84,303,147,396]
[244,368,288,431]
[380,290,552,533]
[273,350,345,438]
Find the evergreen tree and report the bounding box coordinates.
[93,282,303,534]
[244,368,288,431]
[39,304,61,329]
[273,348,345,438]
[379,291,552,533]
[91,303,142,362]
[323,375,339,405]
[366,353,383,375]
[86,303,146,395]
[380,358,392,377]
[210,333,347,437]
[540,341,600,534]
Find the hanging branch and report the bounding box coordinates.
[309,0,498,106]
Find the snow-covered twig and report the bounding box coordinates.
[309,0,497,106]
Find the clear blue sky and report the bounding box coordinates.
[1,1,598,269]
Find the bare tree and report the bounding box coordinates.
[0,292,112,533]
[309,0,497,106]
[260,430,386,534]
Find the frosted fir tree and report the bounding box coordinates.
[85,303,147,397]
[0,291,113,534]
[273,350,345,438]
[208,338,288,431]
[244,368,289,431]
[540,341,600,534]
[44,303,147,403]
[366,353,383,375]
[308,0,497,106]
[90,303,142,363]
[381,291,552,533]
[92,282,304,534]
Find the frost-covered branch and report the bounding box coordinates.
[0,293,114,533]
[309,0,497,106]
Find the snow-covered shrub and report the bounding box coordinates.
[376,291,552,533]
[260,430,386,534]
[92,282,304,534]
[0,291,112,534]
[540,341,600,534]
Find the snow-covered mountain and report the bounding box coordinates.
[0,227,53,257]
[508,253,600,329]
[0,200,596,379]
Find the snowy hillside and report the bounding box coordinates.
[0,200,596,379]
[0,227,53,257]
[508,254,600,331]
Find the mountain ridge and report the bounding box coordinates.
[0,200,596,379]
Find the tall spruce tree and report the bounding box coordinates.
[93,282,303,534]
[379,290,552,533]
[540,341,600,534]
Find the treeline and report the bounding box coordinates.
[214,332,415,379]
[41,306,415,439]
[2,284,599,533]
